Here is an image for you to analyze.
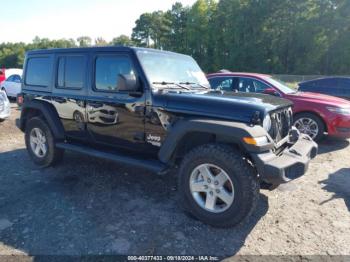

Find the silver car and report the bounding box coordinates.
[0,90,10,122]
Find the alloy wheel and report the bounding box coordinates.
[29,127,47,158]
[294,117,319,139]
[189,163,234,213]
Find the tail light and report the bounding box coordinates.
[17,93,24,106]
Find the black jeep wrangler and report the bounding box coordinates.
[17,47,317,227]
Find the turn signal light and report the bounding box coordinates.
[243,136,269,146]
[243,137,257,145]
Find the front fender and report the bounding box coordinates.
[158,118,270,163]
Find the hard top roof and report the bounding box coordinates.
[26,46,184,56]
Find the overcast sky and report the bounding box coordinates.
[0,0,197,43]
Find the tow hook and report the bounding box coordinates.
[288,127,300,143]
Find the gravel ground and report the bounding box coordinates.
[0,102,349,259]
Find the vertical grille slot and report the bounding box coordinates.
[268,107,293,142]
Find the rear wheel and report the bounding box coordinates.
[294,113,325,141]
[25,117,64,167]
[178,144,259,228]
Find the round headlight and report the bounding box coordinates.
[263,114,272,131]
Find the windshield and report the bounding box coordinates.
[265,76,296,94]
[136,50,210,89]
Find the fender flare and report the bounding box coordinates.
[20,99,65,140]
[158,118,268,163]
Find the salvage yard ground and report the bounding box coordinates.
[0,102,349,258]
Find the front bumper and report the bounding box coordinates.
[327,114,350,138]
[252,133,318,187]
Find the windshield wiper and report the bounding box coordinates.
[152,81,191,90]
[179,82,209,89]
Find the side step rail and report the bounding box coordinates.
[56,142,168,175]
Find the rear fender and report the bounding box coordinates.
[20,99,65,140]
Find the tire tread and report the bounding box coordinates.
[178,143,259,228]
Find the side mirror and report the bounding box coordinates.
[264,88,280,97]
[117,74,140,92]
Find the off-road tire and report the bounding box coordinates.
[178,144,259,228]
[25,117,64,167]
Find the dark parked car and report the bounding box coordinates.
[17,47,317,227]
[298,77,350,101]
[207,72,350,141]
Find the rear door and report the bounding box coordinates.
[52,53,88,140]
[86,51,146,151]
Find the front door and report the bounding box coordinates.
[86,53,146,151]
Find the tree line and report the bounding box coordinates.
[1,0,349,75]
[0,35,133,69]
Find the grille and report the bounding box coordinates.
[268,107,293,142]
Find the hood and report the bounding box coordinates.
[286,91,350,107]
[152,90,292,123]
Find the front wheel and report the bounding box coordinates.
[178,144,259,228]
[294,113,325,141]
[25,117,64,167]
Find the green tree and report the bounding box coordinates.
[132,13,153,47]
[186,0,217,71]
[132,11,171,49]
[95,37,108,46]
[77,36,92,47]
[1,0,350,75]
[165,2,190,53]
[111,35,134,46]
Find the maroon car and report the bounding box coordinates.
[207,72,350,141]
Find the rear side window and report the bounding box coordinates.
[209,77,233,91]
[57,56,85,89]
[95,56,134,92]
[25,57,51,87]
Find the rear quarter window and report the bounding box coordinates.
[25,57,52,87]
